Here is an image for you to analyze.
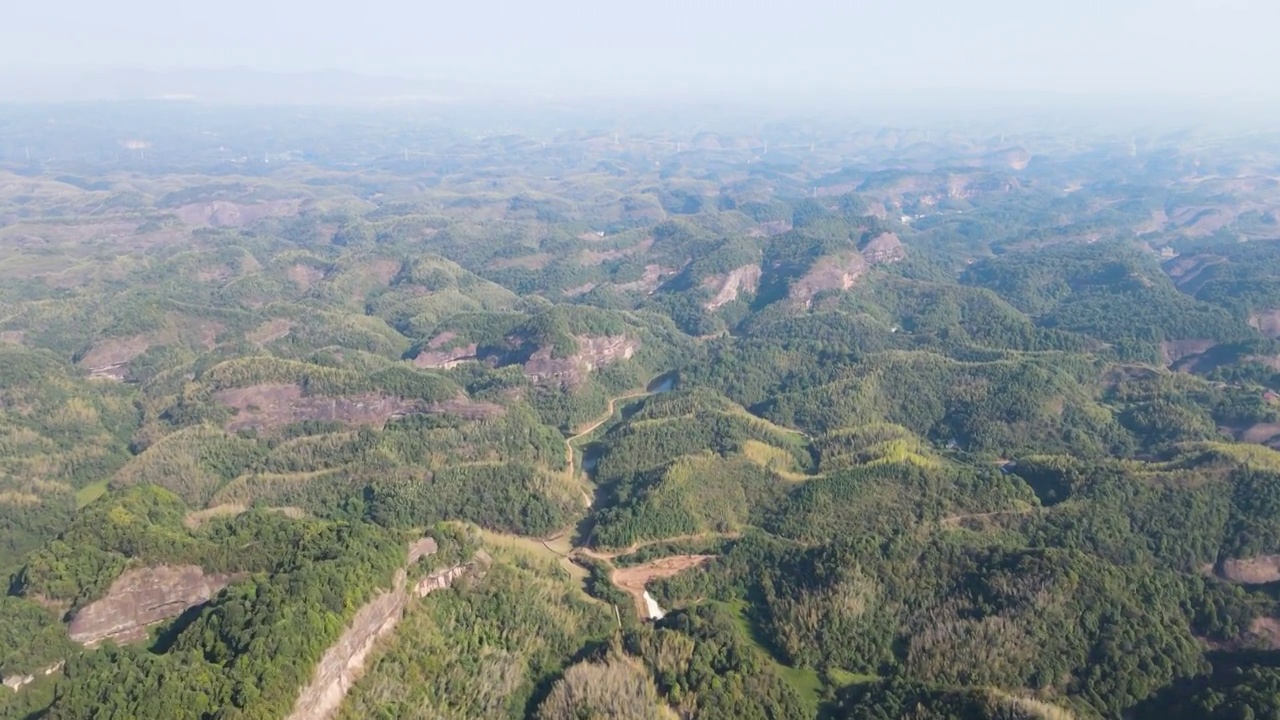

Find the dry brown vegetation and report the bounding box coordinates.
[535,655,675,720]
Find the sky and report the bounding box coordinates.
[3,0,1278,104]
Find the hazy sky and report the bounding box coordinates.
[4,0,1278,102]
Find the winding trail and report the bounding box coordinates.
[576,531,741,562]
[563,388,653,479]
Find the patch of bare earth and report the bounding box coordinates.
[1134,210,1169,235]
[367,259,402,286]
[1250,310,1280,339]
[1245,354,1280,372]
[184,504,247,529]
[1220,555,1280,584]
[788,252,868,308]
[215,383,503,432]
[1227,422,1280,448]
[1160,339,1218,367]
[1249,618,1280,649]
[78,334,154,380]
[1170,206,1233,238]
[0,330,25,345]
[577,238,654,266]
[612,555,714,619]
[1163,253,1225,293]
[175,200,300,229]
[246,319,294,345]
[702,265,762,310]
[287,264,327,290]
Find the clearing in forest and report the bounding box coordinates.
[611,555,714,619]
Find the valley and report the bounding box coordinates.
[2,104,1280,719]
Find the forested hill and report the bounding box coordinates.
[2,106,1280,718]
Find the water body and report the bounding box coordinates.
[642,591,666,620]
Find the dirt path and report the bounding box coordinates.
[577,531,741,562]
[612,555,715,619]
[563,388,652,484]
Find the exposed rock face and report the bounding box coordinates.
[1250,310,1280,339]
[415,563,472,597]
[788,253,868,308]
[413,331,480,369]
[1228,422,1280,448]
[861,232,905,264]
[615,264,671,294]
[522,335,638,388]
[287,550,479,720]
[215,383,502,432]
[286,571,409,720]
[1160,339,1218,368]
[69,565,237,646]
[1220,555,1280,585]
[413,342,479,368]
[703,265,762,310]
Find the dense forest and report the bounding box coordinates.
[2,104,1280,719]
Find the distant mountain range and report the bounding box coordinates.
[0,67,484,105]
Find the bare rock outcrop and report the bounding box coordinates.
[1250,310,1280,339]
[703,265,762,310]
[287,547,482,720]
[412,331,479,369]
[69,565,237,646]
[614,264,671,294]
[215,383,502,432]
[860,232,905,264]
[286,571,410,720]
[788,253,868,308]
[522,335,638,388]
[1220,555,1280,585]
[415,563,473,597]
